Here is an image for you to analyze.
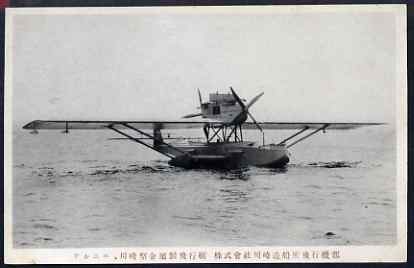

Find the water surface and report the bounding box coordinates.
[12,126,396,247]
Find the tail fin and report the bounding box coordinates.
[153,128,163,147]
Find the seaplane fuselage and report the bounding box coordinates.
[156,140,290,169]
[22,87,383,170]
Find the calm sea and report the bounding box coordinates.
[11,125,396,247]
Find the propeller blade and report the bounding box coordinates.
[197,88,202,106]
[229,87,264,130]
[182,112,203,119]
[229,87,246,110]
[246,92,264,109]
[247,111,263,132]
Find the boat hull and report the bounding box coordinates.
[159,142,290,169]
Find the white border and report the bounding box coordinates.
[3,4,407,264]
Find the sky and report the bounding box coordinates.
[8,6,401,126]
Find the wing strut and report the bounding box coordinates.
[107,123,188,159]
[108,125,174,159]
[119,123,189,156]
[285,124,330,148]
[277,126,309,145]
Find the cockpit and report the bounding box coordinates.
[212,105,221,115]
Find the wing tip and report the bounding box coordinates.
[358,122,387,127]
[22,120,41,129]
[22,121,34,129]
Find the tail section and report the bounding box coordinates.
[153,128,163,147]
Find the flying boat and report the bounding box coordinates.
[23,87,383,169]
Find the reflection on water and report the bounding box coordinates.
[219,188,250,203]
[218,168,251,181]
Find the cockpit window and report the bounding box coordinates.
[222,100,236,106]
[213,106,221,115]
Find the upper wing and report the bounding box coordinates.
[23,120,384,130]
[22,120,208,130]
[242,122,384,130]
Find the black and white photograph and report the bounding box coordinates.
[4,5,407,263]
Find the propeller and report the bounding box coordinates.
[183,88,203,118]
[197,88,202,108]
[246,92,264,109]
[182,112,203,119]
[229,87,264,132]
[246,111,263,132]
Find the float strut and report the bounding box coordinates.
[208,126,224,143]
[63,121,69,134]
[239,125,243,142]
[225,125,238,142]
